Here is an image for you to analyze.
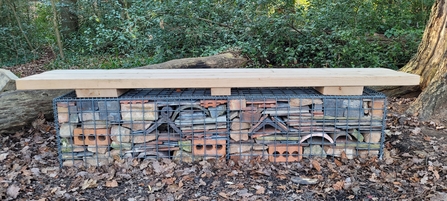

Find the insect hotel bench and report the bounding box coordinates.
[16,68,420,166]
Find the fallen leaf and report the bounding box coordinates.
[254,185,265,194]
[219,192,229,199]
[7,184,20,198]
[420,175,428,184]
[334,159,342,167]
[423,136,431,141]
[0,153,8,161]
[411,127,421,135]
[82,179,97,190]
[311,160,322,172]
[433,170,440,180]
[237,189,253,197]
[106,180,118,188]
[291,176,318,185]
[152,161,163,173]
[162,177,176,185]
[341,151,348,160]
[333,180,344,190]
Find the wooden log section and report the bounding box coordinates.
[16,68,420,97]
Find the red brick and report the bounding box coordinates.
[268,144,303,162]
[192,139,226,156]
[200,100,227,108]
[73,128,111,146]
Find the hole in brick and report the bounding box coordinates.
[282,151,290,158]
[205,145,213,150]
[196,145,204,150]
[216,145,223,150]
[77,135,85,141]
[88,135,96,141]
[273,151,280,158]
[98,136,106,141]
[291,151,299,158]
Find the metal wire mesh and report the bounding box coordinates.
[54,87,386,167]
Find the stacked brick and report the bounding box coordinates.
[227,98,384,162]
[56,88,386,166]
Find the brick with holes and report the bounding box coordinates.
[192,139,226,156]
[73,128,111,146]
[268,144,303,162]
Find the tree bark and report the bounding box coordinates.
[402,0,447,121]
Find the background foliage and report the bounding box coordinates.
[0,0,434,70]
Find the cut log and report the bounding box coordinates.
[136,52,247,69]
[0,89,71,134]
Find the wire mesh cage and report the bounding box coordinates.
[54,87,386,167]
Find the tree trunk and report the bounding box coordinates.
[1,52,247,134]
[403,0,447,121]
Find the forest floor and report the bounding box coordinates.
[1,57,447,200]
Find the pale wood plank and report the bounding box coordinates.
[211,87,231,96]
[75,89,128,97]
[314,86,364,95]
[16,68,420,91]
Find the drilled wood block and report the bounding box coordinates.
[73,128,111,146]
[268,144,303,162]
[192,139,226,156]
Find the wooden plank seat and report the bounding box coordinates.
[16,68,420,97]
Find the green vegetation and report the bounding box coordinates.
[0,0,434,70]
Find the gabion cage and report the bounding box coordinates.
[54,87,386,167]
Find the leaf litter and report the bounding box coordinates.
[0,97,446,200]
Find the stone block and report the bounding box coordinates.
[0,69,17,92]
[229,143,252,154]
[121,102,158,121]
[324,146,355,159]
[77,101,98,111]
[98,101,121,121]
[110,125,131,143]
[290,98,323,107]
[342,99,362,108]
[230,118,251,130]
[87,145,108,154]
[323,99,344,109]
[110,141,132,150]
[208,105,226,118]
[122,121,153,131]
[344,108,364,118]
[230,129,249,142]
[132,133,157,143]
[303,145,326,158]
[324,108,345,117]
[81,121,111,129]
[78,112,100,121]
[59,124,75,138]
[363,131,382,143]
[228,99,246,110]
